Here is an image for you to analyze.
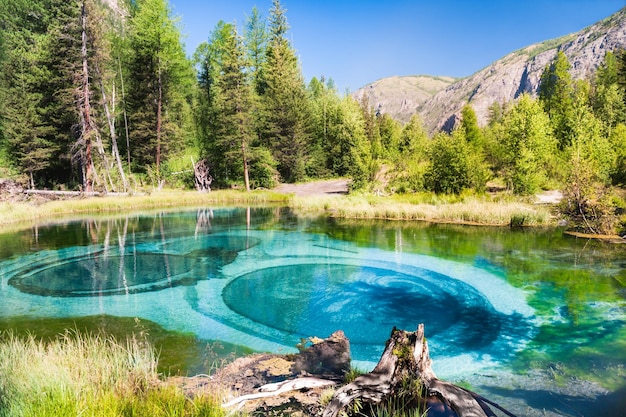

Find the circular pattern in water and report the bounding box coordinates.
[9,253,196,297]
[223,263,503,359]
[8,235,258,297]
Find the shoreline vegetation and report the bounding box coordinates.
[0,187,558,231]
[0,330,231,417]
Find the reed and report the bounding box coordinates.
[0,188,556,229]
[0,330,233,417]
[290,194,555,226]
[0,189,289,227]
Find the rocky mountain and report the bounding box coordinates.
[354,7,626,133]
[353,75,457,123]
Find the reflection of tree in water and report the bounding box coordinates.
[195,209,213,237]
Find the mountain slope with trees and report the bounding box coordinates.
[357,8,626,133]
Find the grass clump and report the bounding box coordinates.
[0,330,233,417]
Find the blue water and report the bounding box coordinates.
[0,207,625,416]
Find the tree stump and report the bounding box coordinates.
[192,158,213,192]
[322,324,499,417]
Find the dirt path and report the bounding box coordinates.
[273,179,349,197]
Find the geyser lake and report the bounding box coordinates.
[0,207,625,416]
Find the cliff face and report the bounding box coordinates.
[352,75,457,124]
[354,8,626,133]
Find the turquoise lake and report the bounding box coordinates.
[0,207,625,416]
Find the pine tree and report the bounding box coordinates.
[592,51,626,131]
[461,104,483,145]
[0,0,58,187]
[539,51,574,149]
[126,0,193,177]
[212,22,254,190]
[257,0,312,182]
[244,6,267,88]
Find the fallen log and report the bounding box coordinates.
[322,324,505,417]
[24,189,102,197]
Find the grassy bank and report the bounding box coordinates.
[0,188,557,229]
[291,193,556,226]
[0,189,289,228]
[0,331,232,417]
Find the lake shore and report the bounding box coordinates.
[0,181,559,230]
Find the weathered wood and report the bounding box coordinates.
[192,158,213,192]
[222,377,336,408]
[24,189,102,197]
[322,324,500,417]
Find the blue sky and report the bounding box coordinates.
[170,0,625,93]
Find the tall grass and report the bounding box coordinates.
[0,189,289,227]
[0,330,233,417]
[0,187,556,230]
[290,194,555,226]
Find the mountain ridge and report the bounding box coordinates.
[354,7,626,133]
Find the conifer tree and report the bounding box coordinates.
[592,51,626,131]
[207,22,254,190]
[461,104,483,145]
[126,0,193,177]
[0,0,58,187]
[257,0,312,182]
[539,51,574,149]
[244,6,267,88]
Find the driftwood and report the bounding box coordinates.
[24,189,102,197]
[222,377,336,408]
[322,324,503,417]
[218,330,351,414]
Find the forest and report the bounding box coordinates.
[1,0,626,235]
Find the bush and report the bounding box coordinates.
[561,157,620,235]
[424,131,488,195]
[249,146,280,189]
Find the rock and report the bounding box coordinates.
[292,330,351,377]
[0,179,25,202]
[200,331,350,415]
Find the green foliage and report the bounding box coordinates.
[398,115,429,158]
[561,155,619,235]
[0,331,232,417]
[500,94,557,195]
[126,0,194,174]
[378,113,402,159]
[609,123,626,185]
[248,146,279,189]
[539,51,575,150]
[461,104,483,145]
[424,130,487,195]
[195,21,255,189]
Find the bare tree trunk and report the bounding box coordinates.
[80,0,94,193]
[118,57,131,168]
[155,65,163,175]
[95,61,128,191]
[242,139,250,192]
[79,0,116,193]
